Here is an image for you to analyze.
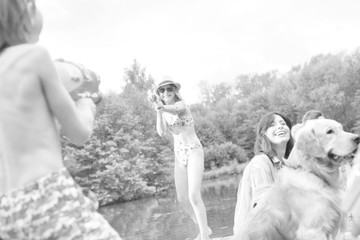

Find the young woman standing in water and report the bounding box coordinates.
[150,78,211,240]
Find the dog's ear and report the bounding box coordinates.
[296,126,325,158]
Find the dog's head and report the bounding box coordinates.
[291,119,359,168]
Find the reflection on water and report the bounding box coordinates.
[99,174,241,240]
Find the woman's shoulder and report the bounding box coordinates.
[248,154,272,169]
[174,100,189,115]
[174,100,187,108]
[251,153,270,162]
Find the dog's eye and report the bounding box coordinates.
[327,129,334,134]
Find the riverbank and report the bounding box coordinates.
[213,232,354,240]
[213,236,232,240]
[98,161,247,207]
[203,162,247,180]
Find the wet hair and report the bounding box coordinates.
[254,112,294,159]
[301,110,324,123]
[0,0,37,50]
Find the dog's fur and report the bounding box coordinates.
[234,119,359,240]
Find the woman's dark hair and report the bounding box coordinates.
[254,112,294,159]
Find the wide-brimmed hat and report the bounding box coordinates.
[155,78,181,93]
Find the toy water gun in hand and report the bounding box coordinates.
[54,59,102,104]
[147,89,163,110]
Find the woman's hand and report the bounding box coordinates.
[148,89,164,112]
[155,102,164,112]
[147,90,160,103]
[147,92,157,103]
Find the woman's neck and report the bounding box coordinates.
[164,99,176,105]
[273,144,287,159]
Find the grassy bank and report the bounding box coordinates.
[203,161,248,180]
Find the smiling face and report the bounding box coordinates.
[265,114,291,147]
[158,84,176,104]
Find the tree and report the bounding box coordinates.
[123,59,155,92]
[198,81,233,106]
[234,72,276,100]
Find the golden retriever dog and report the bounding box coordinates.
[234,118,359,240]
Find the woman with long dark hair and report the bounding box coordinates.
[233,112,294,236]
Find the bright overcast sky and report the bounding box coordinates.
[37,0,360,103]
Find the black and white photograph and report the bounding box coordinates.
[2,0,360,239]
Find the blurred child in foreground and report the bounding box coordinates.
[0,0,121,239]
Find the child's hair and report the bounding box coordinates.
[254,112,294,159]
[301,110,324,123]
[0,0,37,51]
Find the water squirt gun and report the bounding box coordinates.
[54,58,102,104]
[147,89,163,109]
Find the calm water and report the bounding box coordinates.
[99,174,241,240]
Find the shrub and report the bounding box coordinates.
[203,142,248,170]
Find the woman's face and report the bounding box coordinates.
[158,84,176,104]
[265,114,290,146]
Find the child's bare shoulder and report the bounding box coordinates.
[19,44,51,62]
[0,44,50,69]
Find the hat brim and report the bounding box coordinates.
[155,80,181,93]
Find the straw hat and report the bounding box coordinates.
[155,77,181,93]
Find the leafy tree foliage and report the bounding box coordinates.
[62,61,173,206]
[123,59,156,92]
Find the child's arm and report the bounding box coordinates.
[34,46,95,145]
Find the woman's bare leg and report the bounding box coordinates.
[187,149,211,240]
[174,159,197,224]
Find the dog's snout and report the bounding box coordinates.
[354,136,360,145]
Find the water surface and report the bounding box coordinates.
[99,174,241,240]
